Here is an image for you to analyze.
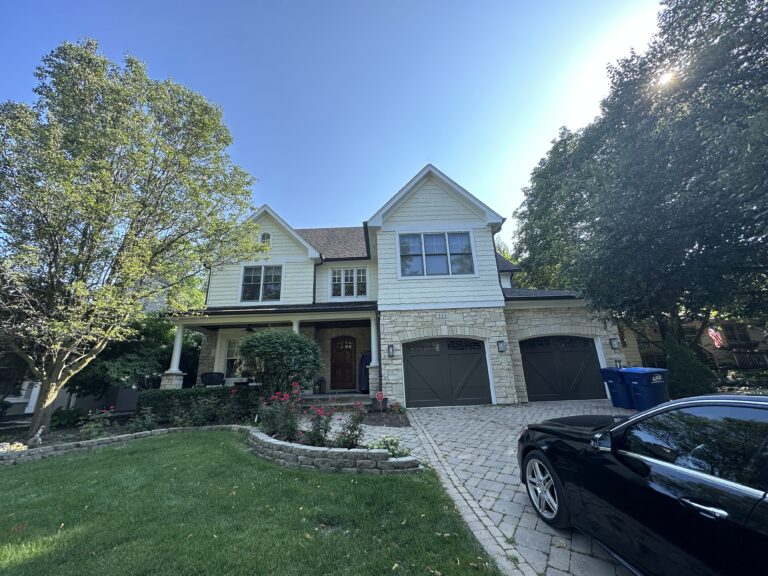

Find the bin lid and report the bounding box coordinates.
[620,367,668,374]
[600,367,623,374]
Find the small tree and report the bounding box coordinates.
[664,334,717,399]
[0,40,264,436]
[239,329,322,394]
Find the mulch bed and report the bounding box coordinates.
[363,411,410,427]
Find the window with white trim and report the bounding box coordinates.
[225,338,243,378]
[331,267,367,298]
[399,232,474,277]
[260,232,271,246]
[241,265,282,302]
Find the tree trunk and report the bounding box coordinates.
[26,380,61,440]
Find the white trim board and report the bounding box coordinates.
[378,301,504,311]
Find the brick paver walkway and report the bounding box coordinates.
[364,401,635,576]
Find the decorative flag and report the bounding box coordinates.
[707,327,724,349]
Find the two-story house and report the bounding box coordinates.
[162,165,627,406]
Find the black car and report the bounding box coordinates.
[518,395,768,576]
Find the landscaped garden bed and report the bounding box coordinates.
[0,430,502,576]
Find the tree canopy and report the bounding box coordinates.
[0,40,263,433]
[513,0,767,334]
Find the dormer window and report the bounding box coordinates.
[399,232,475,277]
[260,232,271,246]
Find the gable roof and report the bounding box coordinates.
[252,205,321,259]
[295,227,369,259]
[496,253,521,272]
[366,164,505,230]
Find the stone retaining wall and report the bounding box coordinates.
[247,429,421,474]
[0,425,249,466]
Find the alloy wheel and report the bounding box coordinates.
[525,458,559,519]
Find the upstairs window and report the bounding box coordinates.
[260,232,271,246]
[241,265,282,302]
[331,268,367,298]
[399,232,474,277]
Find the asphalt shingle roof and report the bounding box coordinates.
[495,253,521,272]
[295,227,368,259]
[502,288,578,300]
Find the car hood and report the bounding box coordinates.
[529,414,626,440]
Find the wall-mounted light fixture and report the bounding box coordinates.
[387,344,395,358]
[609,338,621,350]
[497,340,507,353]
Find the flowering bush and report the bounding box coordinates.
[258,382,303,441]
[80,407,114,439]
[335,401,365,449]
[304,404,334,446]
[367,435,411,457]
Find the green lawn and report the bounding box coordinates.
[1,431,502,575]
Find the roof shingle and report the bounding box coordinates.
[295,227,368,259]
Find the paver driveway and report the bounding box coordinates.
[365,400,635,576]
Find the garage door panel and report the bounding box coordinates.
[404,338,491,407]
[521,336,605,401]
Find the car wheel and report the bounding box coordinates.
[523,450,570,528]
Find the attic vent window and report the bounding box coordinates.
[399,232,475,277]
[260,232,271,246]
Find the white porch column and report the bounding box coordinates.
[169,324,184,372]
[292,319,300,334]
[370,315,379,366]
[160,324,185,389]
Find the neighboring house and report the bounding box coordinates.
[163,165,626,406]
[624,321,768,371]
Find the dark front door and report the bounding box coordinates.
[404,338,491,407]
[331,336,356,390]
[520,336,605,401]
[579,403,768,576]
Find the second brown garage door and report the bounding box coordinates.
[403,338,492,407]
[520,336,606,401]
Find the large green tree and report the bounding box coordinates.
[514,0,767,338]
[0,40,263,435]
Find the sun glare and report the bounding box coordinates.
[657,71,675,86]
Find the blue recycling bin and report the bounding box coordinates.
[620,368,670,411]
[601,368,634,409]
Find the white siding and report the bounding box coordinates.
[385,176,484,224]
[206,213,315,307]
[316,261,378,302]
[376,179,504,308]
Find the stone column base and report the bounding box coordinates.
[160,372,185,389]
[368,365,380,398]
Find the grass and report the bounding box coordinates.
[0,431,502,576]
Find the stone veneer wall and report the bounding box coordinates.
[195,328,219,385]
[247,430,421,474]
[504,304,627,403]
[378,307,517,406]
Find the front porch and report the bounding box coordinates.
[161,305,380,397]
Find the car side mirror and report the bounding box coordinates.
[591,431,613,452]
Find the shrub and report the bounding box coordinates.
[123,407,158,433]
[304,404,334,447]
[239,329,322,394]
[335,402,365,449]
[258,382,302,441]
[665,334,718,399]
[50,407,82,428]
[137,387,261,424]
[367,435,411,457]
[80,408,114,439]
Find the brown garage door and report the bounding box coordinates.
[404,338,492,407]
[520,336,605,401]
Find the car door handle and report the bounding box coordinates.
[680,498,729,520]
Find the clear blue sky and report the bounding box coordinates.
[1,0,661,241]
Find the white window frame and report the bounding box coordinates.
[260,232,271,246]
[224,337,244,381]
[395,230,478,280]
[238,264,283,304]
[329,266,369,300]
